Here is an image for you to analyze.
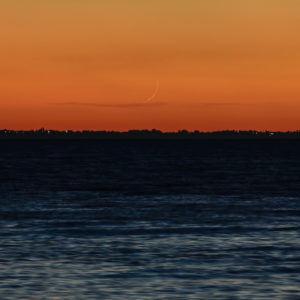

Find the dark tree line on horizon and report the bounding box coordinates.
[0,128,300,139]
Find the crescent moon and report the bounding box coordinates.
[144,80,160,103]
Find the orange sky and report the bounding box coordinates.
[1,0,300,131]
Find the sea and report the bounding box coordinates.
[0,140,299,299]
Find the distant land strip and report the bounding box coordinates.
[0,129,300,140]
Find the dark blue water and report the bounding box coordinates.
[0,140,299,299]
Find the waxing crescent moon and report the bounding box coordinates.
[144,80,160,103]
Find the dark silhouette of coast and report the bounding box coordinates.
[0,129,300,140]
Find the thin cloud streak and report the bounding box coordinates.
[50,101,167,108]
[199,102,241,107]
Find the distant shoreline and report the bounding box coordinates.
[1,129,300,140]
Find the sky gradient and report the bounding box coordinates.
[1,0,300,131]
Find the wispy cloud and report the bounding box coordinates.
[50,101,167,108]
[199,102,241,107]
[189,102,243,108]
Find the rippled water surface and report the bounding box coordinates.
[0,140,299,299]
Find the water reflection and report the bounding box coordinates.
[0,141,299,299]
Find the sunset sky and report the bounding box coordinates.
[1,0,300,131]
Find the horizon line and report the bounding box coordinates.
[1,129,300,133]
